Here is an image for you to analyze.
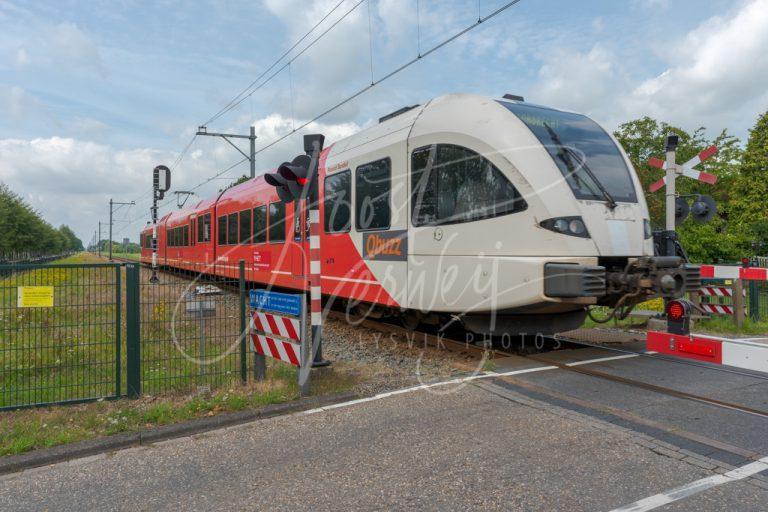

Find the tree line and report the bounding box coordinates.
[0,183,83,256]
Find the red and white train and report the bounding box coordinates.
[142,93,699,334]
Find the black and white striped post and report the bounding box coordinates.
[304,135,330,368]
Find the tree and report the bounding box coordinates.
[729,110,768,254]
[0,182,81,256]
[58,225,84,252]
[613,117,746,262]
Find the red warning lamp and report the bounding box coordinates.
[665,299,693,335]
[666,300,686,321]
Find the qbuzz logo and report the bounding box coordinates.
[363,230,407,261]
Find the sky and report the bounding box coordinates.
[1,0,767,244]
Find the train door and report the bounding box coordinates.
[354,146,409,307]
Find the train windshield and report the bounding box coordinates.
[499,101,637,203]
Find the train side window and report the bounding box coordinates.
[239,209,252,244]
[190,220,195,246]
[411,144,527,226]
[227,214,238,245]
[355,158,390,231]
[198,213,211,243]
[324,170,351,233]
[183,225,189,246]
[268,202,285,243]
[252,205,267,244]
[217,216,227,245]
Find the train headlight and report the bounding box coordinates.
[644,219,652,239]
[540,217,590,238]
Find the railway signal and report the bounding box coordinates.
[647,136,719,256]
[150,165,171,283]
[647,144,718,193]
[264,134,329,372]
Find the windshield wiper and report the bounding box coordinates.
[543,122,617,210]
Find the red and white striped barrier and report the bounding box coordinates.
[647,145,718,192]
[252,311,300,341]
[250,333,301,366]
[250,311,302,367]
[647,331,768,373]
[699,303,734,315]
[699,265,768,281]
[699,286,730,297]
[698,286,735,297]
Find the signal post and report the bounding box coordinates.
[264,134,330,378]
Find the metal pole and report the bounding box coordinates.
[98,221,102,257]
[664,135,678,257]
[150,191,159,283]
[125,263,141,398]
[249,126,256,179]
[109,198,113,261]
[238,260,249,383]
[306,136,329,368]
[199,304,206,380]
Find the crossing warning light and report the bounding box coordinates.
[265,134,325,204]
[666,298,693,335]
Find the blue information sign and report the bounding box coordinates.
[249,289,302,317]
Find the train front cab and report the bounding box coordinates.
[400,94,694,334]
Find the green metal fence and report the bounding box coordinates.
[748,280,767,321]
[0,263,122,410]
[133,261,248,396]
[0,260,250,410]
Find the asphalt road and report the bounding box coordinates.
[1,347,767,511]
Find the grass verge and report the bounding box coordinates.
[0,360,362,457]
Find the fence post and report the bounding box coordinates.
[126,263,141,398]
[733,278,745,329]
[239,260,248,384]
[115,265,122,398]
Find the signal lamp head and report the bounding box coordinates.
[666,300,686,321]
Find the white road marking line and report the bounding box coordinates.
[566,354,639,366]
[302,352,658,415]
[611,456,768,512]
[301,366,558,415]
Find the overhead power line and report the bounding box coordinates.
[251,0,523,158]
[203,0,367,126]
[121,0,352,216]
[118,0,524,238]
[203,0,348,126]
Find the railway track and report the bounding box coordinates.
[329,310,768,420]
[114,257,768,420]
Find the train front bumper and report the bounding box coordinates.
[543,257,701,302]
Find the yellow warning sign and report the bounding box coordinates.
[17,286,54,308]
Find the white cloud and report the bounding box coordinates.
[0,113,361,243]
[533,44,625,117]
[623,0,768,130]
[250,112,361,169]
[530,0,768,135]
[15,47,29,66]
[1,20,102,73]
